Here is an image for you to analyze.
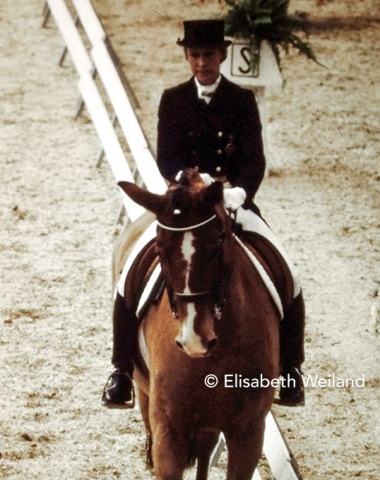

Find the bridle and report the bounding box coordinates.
[157,213,227,320]
[156,214,216,232]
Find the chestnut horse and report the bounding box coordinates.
[115,169,280,480]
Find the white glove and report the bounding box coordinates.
[175,170,183,182]
[199,173,214,185]
[223,187,246,211]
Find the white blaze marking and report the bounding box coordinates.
[181,232,195,294]
[178,232,205,354]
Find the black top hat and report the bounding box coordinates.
[177,20,232,48]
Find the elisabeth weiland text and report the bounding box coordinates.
[222,373,366,389]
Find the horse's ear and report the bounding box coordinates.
[202,181,224,207]
[118,181,166,215]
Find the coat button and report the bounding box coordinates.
[217,149,222,155]
[216,166,222,172]
[225,143,235,156]
[218,131,223,137]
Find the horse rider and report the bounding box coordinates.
[102,20,306,408]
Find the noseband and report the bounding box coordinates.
[157,214,225,320]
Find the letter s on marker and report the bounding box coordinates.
[238,47,251,74]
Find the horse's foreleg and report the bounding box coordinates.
[224,420,266,480]
[193,429,221,480]
[137,388,153,469]
[152,423,190,480]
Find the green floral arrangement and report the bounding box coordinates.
[223,0,321,68]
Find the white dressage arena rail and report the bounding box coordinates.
[42,0,166,224]
[42,1,303,478]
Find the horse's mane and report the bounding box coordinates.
[176,168,202,187]
[168,168,225,220]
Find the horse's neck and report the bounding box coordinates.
[224,240,278,328]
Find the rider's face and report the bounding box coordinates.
[185,48,225,85]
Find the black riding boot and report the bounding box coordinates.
[102,292,136,409]
[275,290,306,406]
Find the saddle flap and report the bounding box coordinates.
[236,231,295,319]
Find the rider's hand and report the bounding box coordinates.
[199,173,214,185]
[223,187,246,211]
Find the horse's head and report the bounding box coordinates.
[119,169,232,358]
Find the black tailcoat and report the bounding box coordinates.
[157,75,266,202]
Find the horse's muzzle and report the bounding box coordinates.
[175,335,218,358]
